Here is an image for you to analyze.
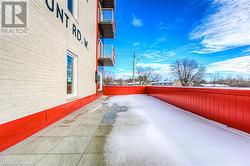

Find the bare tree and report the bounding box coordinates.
[136,67,154,85]
[150,72,162,82]
[171,58,206,86]
[213,75,250,87]
[116,78,125,85]
[103,72,114,85]
[209,72,221,84]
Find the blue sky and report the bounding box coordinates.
[105,0,250,80]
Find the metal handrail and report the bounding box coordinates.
[98,40,115,61]
[99,8,114,23]
[111,47,115,64]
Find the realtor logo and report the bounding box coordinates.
[1,1,27,28]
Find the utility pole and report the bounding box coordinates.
[132,49,136,86]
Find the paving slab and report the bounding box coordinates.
[69,125,99,136]
[1,95,250,166]
[0,155,44,166]
[36,154,81,166]
[49,136,92,154]
[77,154,105,166]
[41,125,76,136]
[85,136,106,154]
[95,125,113,136]
[12,136,63,154]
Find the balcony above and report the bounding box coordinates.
[99,8,116,38]
[98,53,115,66]
[98,41,115,66]
[100,0,116,8]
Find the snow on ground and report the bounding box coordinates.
[104,95,250,166]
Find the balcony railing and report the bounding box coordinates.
[98,8,116,38]
[100,0,116,8]
[98,40,115,66]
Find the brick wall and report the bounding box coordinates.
[0,0,97,124]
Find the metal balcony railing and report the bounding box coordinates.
[99,8,114,23]
[98,40,115,66]
[98,8,116,38]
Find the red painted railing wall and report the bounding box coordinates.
[103,86,146,95]
[103,86,250,134]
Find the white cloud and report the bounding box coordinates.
[150,36,167,48]
[115,71,133,79]
[243,47,250,53]
[156,36,167,43]
[158,22,166,31]
[136,63,172,76]
[132,15,143,27]
[190,0,250,54]
[165,51,176,57]
[141,51,160,59]
[112,63,172,79]
[133,42,140,47]
[140,50,176,62]
[207,56,250,74]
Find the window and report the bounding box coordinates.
[68,0,79,20]
[67,51,78,98]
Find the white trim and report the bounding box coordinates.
[73,0,79,21]
[67,0,79,22]
[97,71,103,91]
[67,51,78,99]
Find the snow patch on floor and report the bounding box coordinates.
[104,95,250,166]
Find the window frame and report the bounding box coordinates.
[67,0,79,21]
[67,51,78,99]
[68,0,73,14]
[97,71,103,91]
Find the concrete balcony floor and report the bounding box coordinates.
[1,95,250,166]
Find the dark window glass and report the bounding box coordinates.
[67,55,73,94]
[68,0,73,14]
[98,73,101,90]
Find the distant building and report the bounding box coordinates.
[200,84,229,87]
[126,82,141,86]
[150,81,173,86]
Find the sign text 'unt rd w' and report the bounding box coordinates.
[45,0,89,48]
